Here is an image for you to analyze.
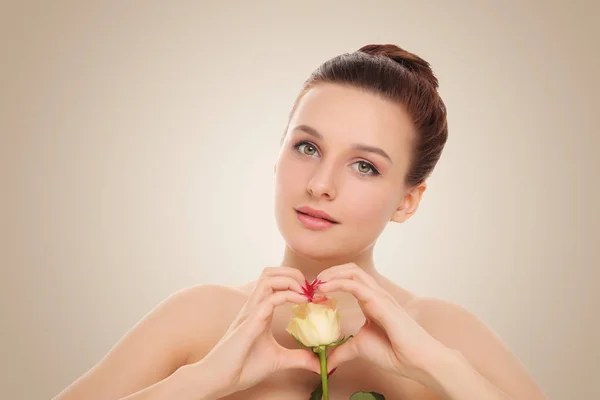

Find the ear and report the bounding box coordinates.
[391,182,427,223]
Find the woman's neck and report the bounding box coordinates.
[279,245,379,283]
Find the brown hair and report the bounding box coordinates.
[286,44,448,188]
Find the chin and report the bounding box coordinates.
[277,225,361,263]
[287,237,345,261]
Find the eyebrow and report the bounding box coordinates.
[292,124,393,164]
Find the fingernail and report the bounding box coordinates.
[327,367,337,377]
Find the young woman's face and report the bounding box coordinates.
[274,83,421,261]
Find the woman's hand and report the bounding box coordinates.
[315,263,449,384]
[193,267,321,397]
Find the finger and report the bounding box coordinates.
[317,263,379,289]
[325,338,359,372]
[246,290,309,335]
[247,276,304,307]
[317,279,395,331]
[235,290,310,363]
[234,274,307,331]
[317,278,377,303]
[279,348,321,374]
[261,266,306,286]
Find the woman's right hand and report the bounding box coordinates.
[191,267,321,397]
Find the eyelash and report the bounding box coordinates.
[292,140,381,177]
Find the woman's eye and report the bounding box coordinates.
[296,142,319,156]
[353,161,380,176]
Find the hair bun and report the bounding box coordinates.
[358,44,439,89]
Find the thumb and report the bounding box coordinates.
[280,348,321,374]
[326,339,359,372]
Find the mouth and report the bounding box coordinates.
[296,207,339,224]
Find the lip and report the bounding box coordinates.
[295,206,339,223]
[295,206,339,231]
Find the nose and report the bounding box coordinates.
[306,163,337,200]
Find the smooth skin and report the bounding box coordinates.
[53,83,547,399]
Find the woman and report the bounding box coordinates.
[54,44,547,399]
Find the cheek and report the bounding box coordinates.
[344,183,398,226]
[275,155,309,196]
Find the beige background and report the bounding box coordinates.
[1,1,598,399]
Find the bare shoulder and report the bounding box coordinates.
[403,295,506,351]
[53,283,248,400]
[403,295,546,398]
[379,276,508,352]
[126,283,250,355]
[145,283,252,362]
[168,283,250,336]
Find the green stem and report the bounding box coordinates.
[318,347,329,400]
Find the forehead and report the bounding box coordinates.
[289,83,414,163]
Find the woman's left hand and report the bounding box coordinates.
[315,263,450,383]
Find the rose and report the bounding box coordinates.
[286,279,383,400]
[285,279,349,400]
[286,279,385,400]
[286,299,342,347]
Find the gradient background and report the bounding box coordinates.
[1,1,598,399]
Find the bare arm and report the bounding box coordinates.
[116,362,225,400]
[52,285,225,400]
[412,298,548,399]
